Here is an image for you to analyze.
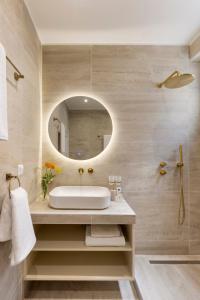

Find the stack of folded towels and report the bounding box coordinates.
[85,224,125,246]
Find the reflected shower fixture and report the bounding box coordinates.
[158,71,195,89]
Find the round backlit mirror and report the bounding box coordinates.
[48,96,113,160]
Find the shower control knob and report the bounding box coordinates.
[160,161,167,167]
[160,169,167,175]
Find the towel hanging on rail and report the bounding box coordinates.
[0,188,11,242]
[0,174,21,242]
[0,43,8,140]
[0,182,36,265]
[10,187,36,266]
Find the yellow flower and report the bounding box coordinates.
[55,166,62,174]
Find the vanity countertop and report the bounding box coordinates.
[30,195,136,224]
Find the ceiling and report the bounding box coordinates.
[65,97,106,111]
[25,0,200,45]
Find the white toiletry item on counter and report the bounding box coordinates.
[85,225,125,247]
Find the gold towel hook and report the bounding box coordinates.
[6,173,21,197]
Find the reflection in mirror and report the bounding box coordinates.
[48,96,113,160]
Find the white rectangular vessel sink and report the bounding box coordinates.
[49,186,111,209]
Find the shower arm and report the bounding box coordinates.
[158,71,179,88]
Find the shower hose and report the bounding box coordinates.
[177,145,185,225]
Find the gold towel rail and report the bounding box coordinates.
[6,56,24,81]
[6,173,21,197]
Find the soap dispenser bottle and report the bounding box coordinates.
[115,176,122,201]
[108,176,117,201]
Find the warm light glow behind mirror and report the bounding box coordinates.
[48,96,113,161]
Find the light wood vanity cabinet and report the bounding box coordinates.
[24,197,136,284]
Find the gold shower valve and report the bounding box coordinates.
[160,169,167,175]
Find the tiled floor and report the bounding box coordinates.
[25,281,122,300]
[135,255,200,300]
[24,280,139,300]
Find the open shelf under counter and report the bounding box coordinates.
[24,194,136,287]
[34,224,132,252]
[24,251,133,281]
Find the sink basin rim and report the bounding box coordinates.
[49,186,111,210]
[49,186,110,198]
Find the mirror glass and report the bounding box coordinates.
[48,96,113,160]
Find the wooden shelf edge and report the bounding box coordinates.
[24,275,133,281]
[33,243,132,252]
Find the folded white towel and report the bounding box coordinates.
[10,187,36,266]
[0,43,8,140]
[91,225,121,238]
[0,190,12,242]
[85,225,125,247]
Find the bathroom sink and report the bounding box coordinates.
[49,186,111,209]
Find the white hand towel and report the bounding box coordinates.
[0,44,8,140]
[91,225,121,238]
[0,191,12,242]
[10,187,36,266]
[86,225,125,247]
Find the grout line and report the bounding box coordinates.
[149,260,200,264]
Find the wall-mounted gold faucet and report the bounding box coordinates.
[78,168,84,175]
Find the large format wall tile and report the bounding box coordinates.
[43,44,200,256]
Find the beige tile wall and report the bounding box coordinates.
[0,0,41,299]
[43,45,200,255]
